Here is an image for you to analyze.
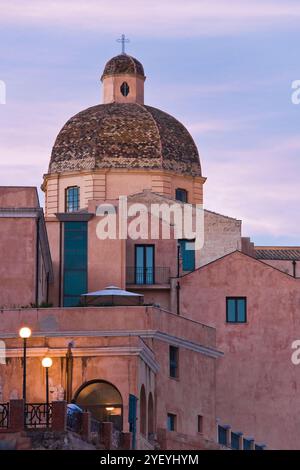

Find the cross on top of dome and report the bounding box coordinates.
[116,34,130,55]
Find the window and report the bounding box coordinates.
[231,432,241,450]
[167,413,176,431]
[135,245,155,284]
[226,297,247,323]
[169,346,179,378]
[175,188,188,203]
[65,186,80,213]
[218,425,228,446]
[255,444,265,450]
[63,222,87,307]
[179,239,195,272]
[243,438,254,450]
[120,82,130,96]
[197,415,203,433]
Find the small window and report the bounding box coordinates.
[169,346,179,378]
[231,432,241,450]
[167,413,176,431]
[255,444,265,451]
[197,415,203,433]
[65,186,80,213]
[243,438,254,450]
[120,82,130,97]
[226,297,247,323]
[175,188,188,203]
[218,425,228,446]
[179,239,195,272]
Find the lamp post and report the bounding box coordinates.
[19,327,32,404]
[42,357,53,428]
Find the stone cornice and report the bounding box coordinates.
[1,329,223,359]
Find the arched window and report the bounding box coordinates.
[175,188,188,203]
[120,82,130,97]
[65,186,80,212]
[74,380,123,430]
[140,385,146,436]
[148,392,154,438]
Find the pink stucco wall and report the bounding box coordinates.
[179,250,300,449]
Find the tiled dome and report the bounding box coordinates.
[101,54,145,80]
[49,103,202,177]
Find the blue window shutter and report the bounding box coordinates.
[63,222,87,307]
[179,240,195,271]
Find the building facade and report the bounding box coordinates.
[0,51,299,449]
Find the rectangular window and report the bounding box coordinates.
[175,188,188,203]
[135,245,155,284]
[197,415,203,433]
[218,425,228,446]
[179,239,195,272]
[63,221,87,307]
[65,186,80,213]
[169,346,179,378]
[226,297,247,323]
[243,438,254,450]
[231,432,241,450]
[167,413,176,431]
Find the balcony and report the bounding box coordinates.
[126,267,170,287]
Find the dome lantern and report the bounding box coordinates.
[101,53,146,105]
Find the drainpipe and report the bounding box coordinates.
[35,216,40,306]
[66,342,74,403]
[176,282,180,315]
[293,260,297,278]
[58,221,63,307]
[177,244,180,278]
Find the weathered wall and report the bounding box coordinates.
[179,250,300,449]
[200,210,242,267]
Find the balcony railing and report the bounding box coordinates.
[25,403,52,429]
[126,267,170,285]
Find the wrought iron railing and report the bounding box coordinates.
[0,403,9,428]
[25,403,52,429]
[126,266,170,285]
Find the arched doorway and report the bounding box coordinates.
[140,385,146,436]
[74,380,123,430]
[148,392,154,438]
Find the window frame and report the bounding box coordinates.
[65,186,80,213]
[134,244,155,285]
[197,415,203,434]
[167,413,177,432]
[120,82,130,97]
[169,345,179,379]
[226,297,247,324]
[175,188,188,203]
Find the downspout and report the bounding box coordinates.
[176,244,181,315]
[176,282,180,315]
[66,342,74,403]
[35,216,40,306]
[58,221,63,307]
[293,260,297,278]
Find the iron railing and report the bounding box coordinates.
[25,403,52,429]
[126,267,170,285]
[0,403,9,428]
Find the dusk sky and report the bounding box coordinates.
[0,0,299,245]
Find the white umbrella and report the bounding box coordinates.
[81,285,144,306]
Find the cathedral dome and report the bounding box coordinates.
[48,103,202,177]
[101,54,145,80]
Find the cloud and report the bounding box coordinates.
[1,0,300,36]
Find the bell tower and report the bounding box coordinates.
[101,35,146,105]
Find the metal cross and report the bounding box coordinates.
[117,34,130,54]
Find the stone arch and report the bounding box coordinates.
[74,379,123,430]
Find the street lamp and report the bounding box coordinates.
[19,327,32,403]
[42,357,53,427]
